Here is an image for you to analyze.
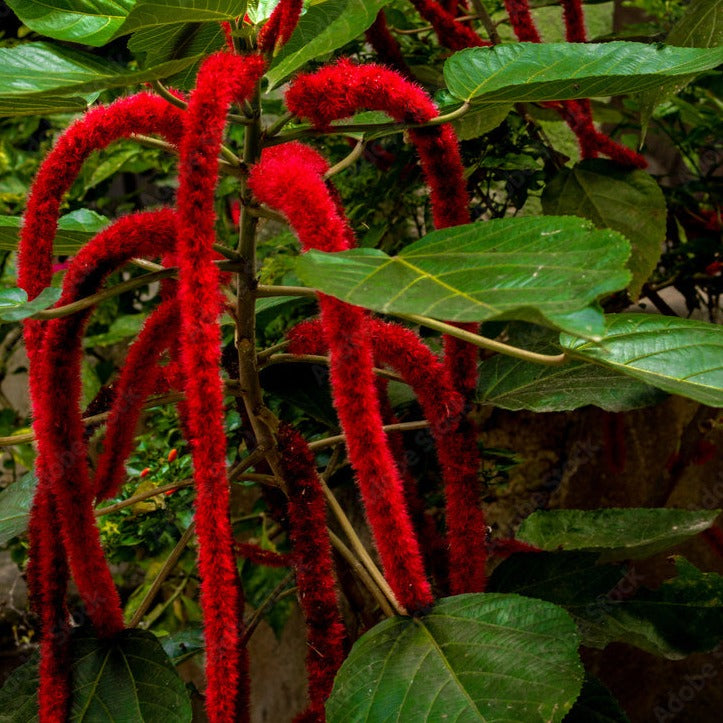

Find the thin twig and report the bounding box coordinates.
[260,353,404,384]
[324,140,365,179]
[469,0,501,44]
[264,111,295,138]
[307,420,430,452]
[240,570,296,645]
[256,285,317,299]
[128,522,196,628]
[399,314,569,365]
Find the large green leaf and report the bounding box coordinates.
[0,95,87,117]
[0,628,192,722]
[128,22,225,90]
[561,314,723,407]
[295,216,631,338]
[541,160,667,300]
[0,42,201,99]
[0,473,36,547]
[114,0,247,38]
[444,42,723,103]
[477,324,666,412]
[266,0,392,89]
[5,0,135,46]
[0,209,110,254]
[326,593,584,723]
[516,508,720,561]
[639,0,723,131]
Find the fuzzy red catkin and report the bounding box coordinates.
[257,0,303,52]
[409,0,490,49]
[503,0,542,42]
[33,210,178,641]
[288,317,488,593]
[277,425,346,720]
[175,51,265,723]
[18,93,183,360]
[94,298,180,500]
[234,542,291,568]
[249,142,433,611]
[364,11,412,78]
[560,0,587,43]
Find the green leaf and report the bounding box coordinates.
[516,508,720,561]
[295,216,631,338]
[327,593,583,723]
[0,94,87,117]
[160,627,205,665]
[638,0,723,131]
[0,209,109,254]
[128,22,225,90]
[84,313,148,347]
[6,0,133,47]
[541,160,666,299]
[571,557,723,659]
[476,324,666,412]
[0,286,62,322]
[114,0,247,39]
[0,628,192,722]
[266,0,392,89]
[0,473,36,547]
[0,42,201,100]
[561,314,723,407]
[444,42,723,103]
[451,102,512,141]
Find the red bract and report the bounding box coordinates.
[175,50,265,723]
[249,142,433,612]
[277,425,346,720]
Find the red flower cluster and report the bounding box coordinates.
[257,0,303,53]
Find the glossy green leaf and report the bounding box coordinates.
[326,593,584,723]
[639,0,723,130]
[296,216,631,338]
[0,42,201,99]
[128,21,225,90]
[0,94,87,117]
[516,508,720,560]
[5,0,135,46]
[266,0,392,89]
[444,42,723,103]
[0,209,110,254]
[0,473,36,547]
[0,286,62,322]
[0,628,192,722]
[541,160,666,299]
[561,314,723,407]
[477,324,666,412]
[114,0,247,39]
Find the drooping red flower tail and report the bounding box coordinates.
[234,542,291,568]
[176,51,265,723]
[561,0,587,42]
[249,142,433,611]
[94,298,180,500]
[504,0,542,42]
[277,425,346,721]
[288,317,488,593]
[221,20,235,51]
[365,11,411,77]
[409,0,490,49]
[257,0,303,53]
[18,93,183,359]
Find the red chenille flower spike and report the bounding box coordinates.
[257,0,303,52]
[365,11,412,77]
[277,425,346,720]
[249,142,433,611]
[504,0,542,42]
[409,0,490,49]
[175,51,265,723]
[561,0,587,43]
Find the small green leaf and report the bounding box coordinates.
[0,209,110,255]
[450,102,512,141]
[516,508,720,560]
[114,0,247,39]
[0,42,201,100]
[84,314,148,348]
[0,627,192,722]
[5,0,135,46]
[0,473,36,546]
[160,627,205,665]
[477,324,666,412]
[327,593,584,723]
[541,159,667,299]
[444,42,723,103]
[0,286,63,322]
[266,0,392,89]
[561,314,723,407]
[295,216,631,338]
